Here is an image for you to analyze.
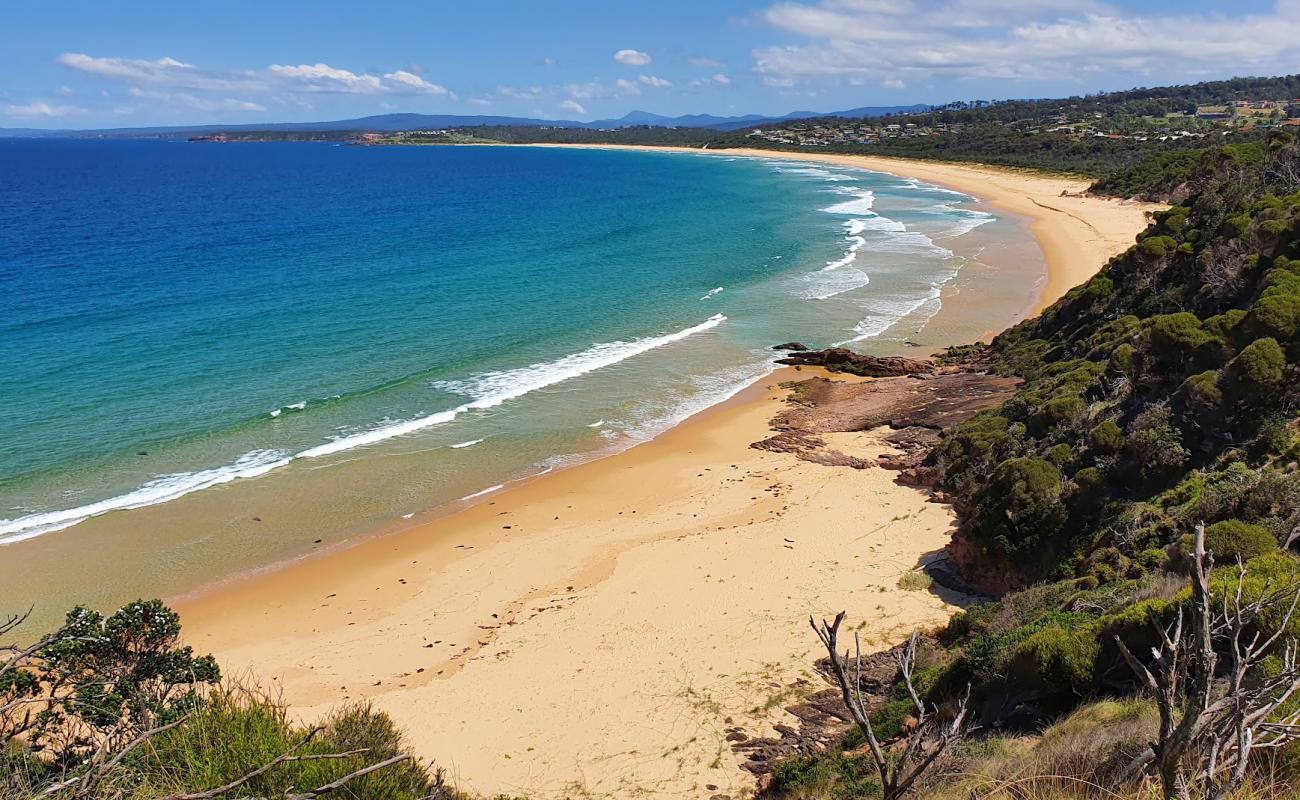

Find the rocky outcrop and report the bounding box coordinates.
[771,342,809,352]
[774,347,934,377]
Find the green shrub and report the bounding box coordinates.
[1089,420,1126,453]
[1036,396,1086,433]
[1140,235,1177,258]
[1183,370,1224,406]
[1128,405,1189,473]
[1073,467,1104,491]
[128,691,436,800]
[1203,309,1247,339]
[1148,312,1215,354]
[767,750,880,800]
[1013,625,1100,687]
[1047,443,1074,467]
[1203,520,1278,562]
[1247,293,1300,341]
[1228,337,1287,392]
[1108,343,1136,376]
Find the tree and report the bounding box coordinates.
[1115,522,1300,800]
[2,601,441,800]
[811,614,970,800]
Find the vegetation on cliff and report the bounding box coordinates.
[759,133,1300,800]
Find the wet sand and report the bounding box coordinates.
[176,148,1159,798]
[182,370,963,797]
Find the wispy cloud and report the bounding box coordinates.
[638,74,672,88]
[5,100,85,119]
[559,99,586,115]
[613,49,652,66]
[755,0,1300,87]
[128,88,266,112]
[690,74,732,88]
[58,53,456,101]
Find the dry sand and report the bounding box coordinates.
[183,371,959,798]
[181,149,1159,798]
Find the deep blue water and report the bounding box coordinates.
[0,140,998,543]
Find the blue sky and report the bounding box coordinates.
[4,0,1299,127]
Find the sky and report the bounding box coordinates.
[4,0,1300,128]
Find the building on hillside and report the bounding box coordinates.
[1196,105,1233,120]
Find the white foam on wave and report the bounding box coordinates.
[925,202,995,239]
[0,449,291,546]
[586,419,606,428]
[269,401,307,418]
[769,164,860,181]
[821,187,876,216]
[450,438,484,449]
[1,315,729,544]
[460,484,504,502]
[701,287,724,300]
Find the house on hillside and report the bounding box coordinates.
[1196,105,1233,120]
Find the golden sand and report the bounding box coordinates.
[180,149,1157,798]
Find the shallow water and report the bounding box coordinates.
[0,141,1041,627]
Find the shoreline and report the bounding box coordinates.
[181,368,966,797]
[174,147,1158,797]
[520,143,1159,315]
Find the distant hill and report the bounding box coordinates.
[0,105,931,139]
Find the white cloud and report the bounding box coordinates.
[59,53,456,101]
[497,85,545,101]
[689,57,724,68]
[615,78,642,95]
[566,82,603,99]
[128,87,266,112]
[5,100,84,119]
[613,49,652,66]
[638,74,672,88]
[883,78,905,89]
[57,53,263,92]
[381,70,453,96]
[560,99,586,115]
[755,0,1300,87]
[689,73,733,88]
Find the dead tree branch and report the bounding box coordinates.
[812,613,970,800]
[1115,521,1300,800]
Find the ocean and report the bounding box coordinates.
[0,140,1040,622]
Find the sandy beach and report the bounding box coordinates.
[184,370,965,798]
[179,150,1158,798]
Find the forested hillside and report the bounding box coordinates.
[763,132,1300,800]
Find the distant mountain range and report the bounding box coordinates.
[0,105,929,139]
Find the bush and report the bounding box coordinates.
[1089,420,1126,453]
[1035,396,1086,434]
[1228,337,1286,392]
[1247,293,1300,341]
[1047,443,1074,467]
[1108,343,1136,376]
[766,750,880,800]
[1148,312,1216,356]
[1013,625,1100,687]
[1183,369,1224,406]
[1203,520,1278,562]
[1128,405,1189,473]
[1204,309,1247,339]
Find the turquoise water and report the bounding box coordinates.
[0,141,1008,551]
